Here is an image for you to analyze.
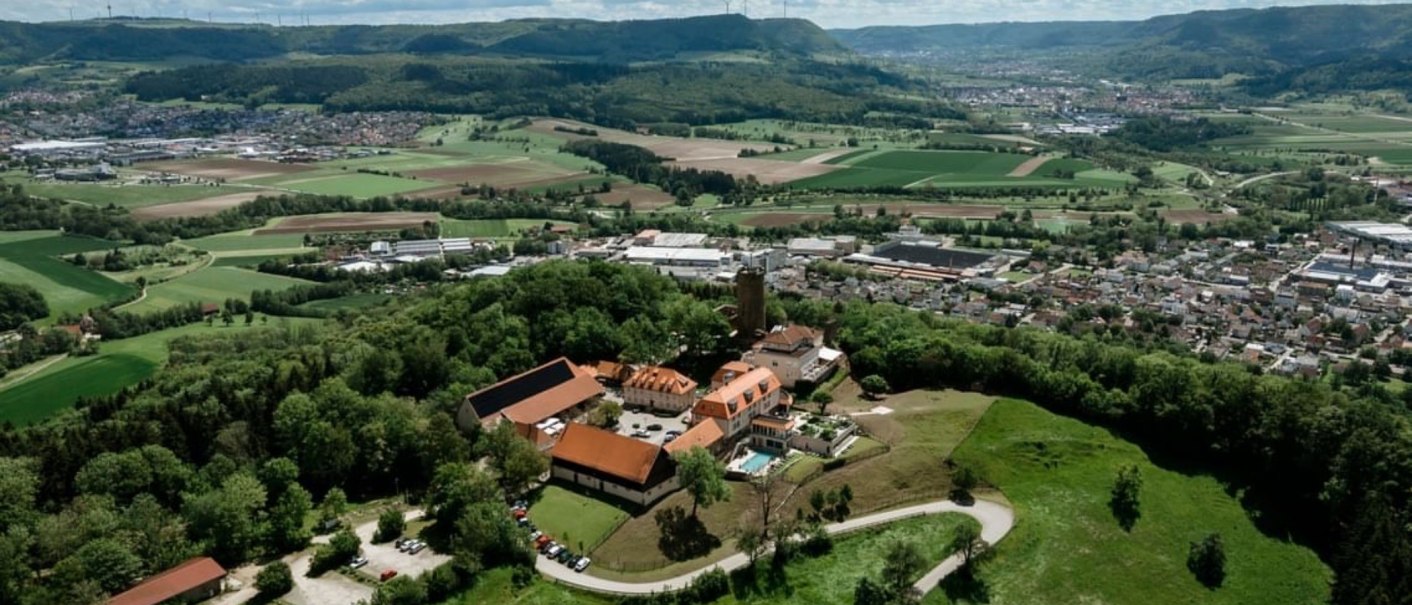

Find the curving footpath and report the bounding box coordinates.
[535,498,1015,597]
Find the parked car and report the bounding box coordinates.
[347,555,368,569]
[513,499,528,509]
[513,509,528,520]
[529,530,543,541]
[399,539,424,553]
[574,557,592,572]
[646,424,663,431]
[535,535,552,549]
[631,430,650,438]
[556,549,574,563]
[380,570,399,582]
[541,540,559,554]
[665,430,682,437]
[546,544,564,557]
[408,542,426,554]
[664,435,677,443]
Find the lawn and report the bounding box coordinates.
[939,398,1331,604]
[590,481,765,580]
[0,233,135,321]
[529,485,631,554]
[125,266,312,313]
[446,567,614,605]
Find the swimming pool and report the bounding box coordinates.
[740,451,776,474]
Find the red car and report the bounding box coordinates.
[513,509,528,520]
[534,534,552,549]
[380,570,398,582]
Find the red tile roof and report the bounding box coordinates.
[624,366,697,396]
[663,420,724,454]
[462,357,604,427]
[759,325,818,349]
[551,423,663,485]
[108,557,225,605]
[695,367,781,420]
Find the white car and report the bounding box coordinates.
[347,556,368,569]
[574,557,591,572]
[546,544,564,557]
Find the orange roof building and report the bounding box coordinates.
[623,366,698,412]
[664,419,725,456]
[457,357,604,434]
[710,360,754,390]
[108,557,226,605]
[550,423,679,506]
[692,365,784,439]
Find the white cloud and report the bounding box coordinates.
[6,0,1407,28]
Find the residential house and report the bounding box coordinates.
[622,366,698,412]
[741,325,843,388]
[108,557,227,605]
[550,423,679,506]
[457,357,605,447]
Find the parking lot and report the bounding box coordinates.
[615,407,689,445]
[351,509,450,582]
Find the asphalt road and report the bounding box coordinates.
[535,498,1016,597]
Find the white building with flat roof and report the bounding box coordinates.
[623,246,728,268]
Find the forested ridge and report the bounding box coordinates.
[123,56,931,126]
[0,261,1407,603]
[0,14,842,64]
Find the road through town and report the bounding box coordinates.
[535,497,1015,597]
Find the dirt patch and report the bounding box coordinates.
[1006,156,1049,177]
[1162,209,1238,224]
[144,158,316,181]
[255,212,439,234]
[585,184,676,210]
[131,191,265,220]
[670,158,839,185]
[529,118,778,162]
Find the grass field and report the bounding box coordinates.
[183,232,309,253]
[0,232,135,321]
[272,172,441,197]
[297,293,393,312]
[15,178,250,210]
[529,485,631,554]
[0,354,155,426]
[940,398,1331,604]
[791,150,1123,190]
[446,567,614,605]
[439,218,576,238]
[125,266,312,313]
[0,319,321,426]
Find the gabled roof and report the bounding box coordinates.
[664,420,724,454]
[551,423,666,485]
[710,361,754,389]
[694,367,781,420]
[758,325,819,350]
[108,557,226,605]
[624,366,697,396]
[462,358,603,427]
[586,360,635,384]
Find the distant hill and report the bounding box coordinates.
[0,14,845,64]
[831,4,1412,88]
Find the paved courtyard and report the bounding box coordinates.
[615,407,689,446]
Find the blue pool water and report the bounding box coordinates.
[740,451,776,474]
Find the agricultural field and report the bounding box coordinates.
[789,149,1133,190]
[943,398,1330,604]
[0,231,135,322]
[182,231,310,254]
[124,265,312,313]
[1208,108,1412,167]
[440,218,577,239]
[13,176,252,210]
[256,212,440,235]
[0,318,322,426]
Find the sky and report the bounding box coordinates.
[7,0,1407,29]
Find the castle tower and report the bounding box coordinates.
[735,267,766,339]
